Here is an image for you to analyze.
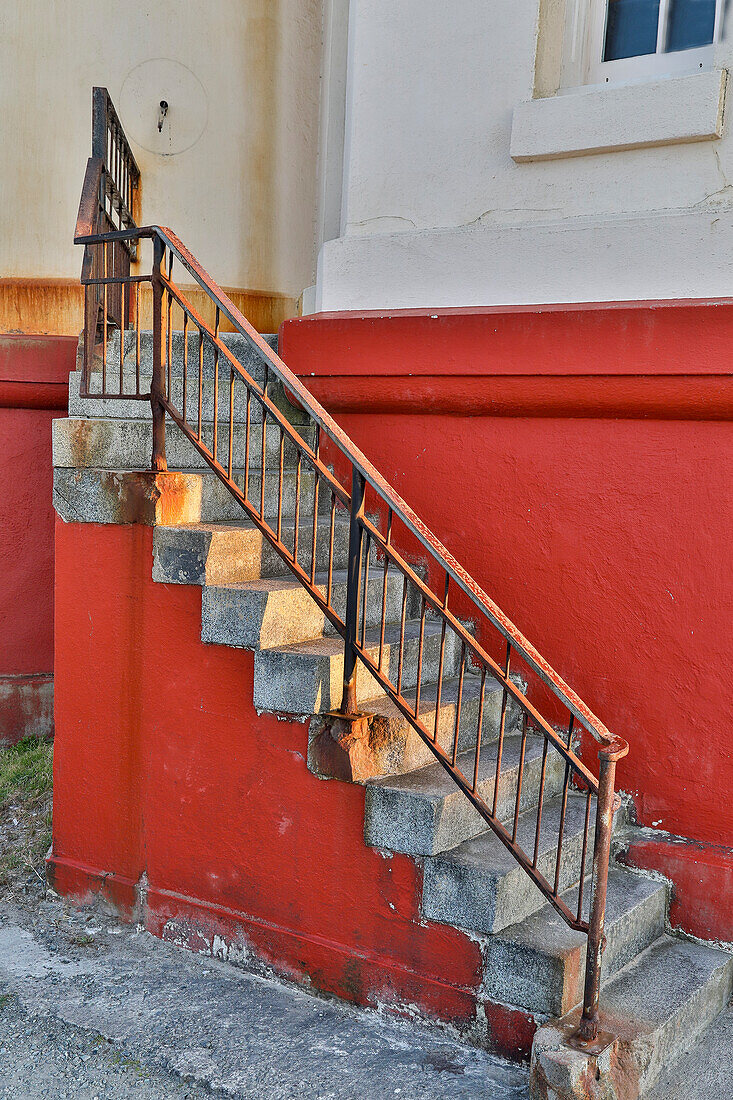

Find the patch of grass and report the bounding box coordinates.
[0,737,53,808]
[0,737,53,900]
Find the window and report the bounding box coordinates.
[563,0,725,88]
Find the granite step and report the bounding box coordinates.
[365,732,566,857]
[53,418,316,472]
[484,867,667,1016]
[152,515,355,586]
[53,466,326,525]
[422,792,598,934]
[201,568,418,651]
[253,618,463,714]
[307,672,526,782]
[532,936,733,1098]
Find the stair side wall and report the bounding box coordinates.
[50,515,539,1059]
[281,303,733,943]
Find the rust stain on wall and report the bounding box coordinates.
[0,279,297,337]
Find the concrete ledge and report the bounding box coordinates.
[53,469,204,526]
[511,70,727,163]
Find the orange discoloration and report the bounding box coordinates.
[0,279,296,337]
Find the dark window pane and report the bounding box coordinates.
[604,0,660,60]
[666,0,716,51]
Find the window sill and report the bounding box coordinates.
[510,69,728,162]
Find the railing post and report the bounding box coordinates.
[150,235,168,473]
[577,751,618,1043]
[340,468,366,714]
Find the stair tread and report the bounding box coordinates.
[272,617,447,658]
[432,791,592,875]
[495,867,666,957]
[358,670,503,716]
[370,730,548,800]
[595,933,732,1028]
[483,866,668,1017]
[159,515,351,535]
[206,567,412,597]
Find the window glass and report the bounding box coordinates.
[604,0,661,60]
[666,0,716,50]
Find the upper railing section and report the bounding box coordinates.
[75,88,142,391]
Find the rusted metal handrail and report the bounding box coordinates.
[74,91,628,1045]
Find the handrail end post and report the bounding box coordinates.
[575,750,618,1046]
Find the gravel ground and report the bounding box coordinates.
[0,994,209,1099]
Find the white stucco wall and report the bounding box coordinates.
[0,0,322,297]
[316,0,733,309]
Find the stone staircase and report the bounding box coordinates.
[53,332,733,1099]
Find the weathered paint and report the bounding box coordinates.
[50,518,540,1058]
[0,281,297,338]
[0,336,74,742]
[619,834,733,944]
[0,674,53,745]
[280,305,733,860]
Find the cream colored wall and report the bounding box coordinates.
[316,0,733,310]
[0,0,322,298]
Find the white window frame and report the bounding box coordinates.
[562,0,725,90]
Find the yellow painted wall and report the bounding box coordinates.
[0,0,322,331]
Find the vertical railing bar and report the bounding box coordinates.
[182,312,189,424]
[119,278,125,393]
[102,241,108,393]
[197,329,204,442]
[340,469,366,715]
[150,234,167,472]
[360,531,371,648]
[433,573,450,742]
[451,643,465,766]
[378,509,393,671]
[166,256,172,402]
[227,367,235,480]
[512,718,528,844]
[553,714,576,895]
[244,388,251,500]
[327,492,336,607]
[576,786,593,923]
[396,576,408,697]
[414,595,426,717]
[83,283,91,395]
[554,761,572,896]
[310,425,321,585]
[134,280,141,395]
[579,752,619,1041]
[260,366,268,519]
[276,428,285,543]
[212,307,220,462]
[492,642,512,818]
[532,737,550,867]
[293,453,303,564]
[472,667,487,793]
[292,451,301,563]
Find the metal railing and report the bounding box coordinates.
[74,92,628,1044]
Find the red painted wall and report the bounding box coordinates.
[280,305,733,859]
[0,335,73,742]
[51,519,538,1057]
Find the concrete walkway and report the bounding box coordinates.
[0,897,530,1099]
